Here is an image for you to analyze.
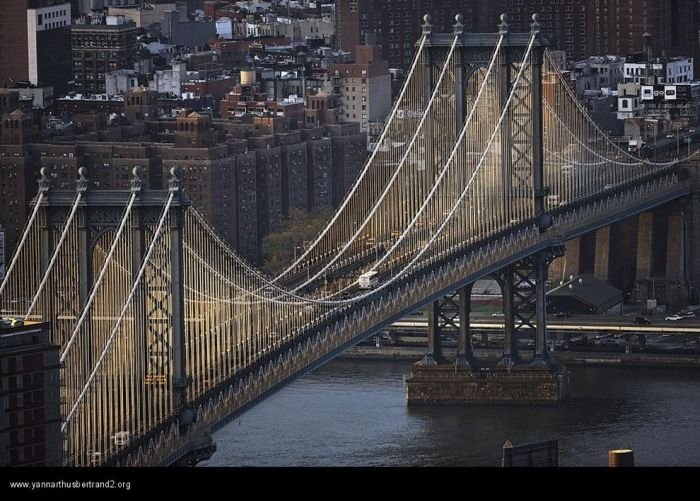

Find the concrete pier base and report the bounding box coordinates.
[404,364,569,405]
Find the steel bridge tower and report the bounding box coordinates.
[413,13,566,379]
[33,167,207,458]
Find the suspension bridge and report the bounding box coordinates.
[0,14,691,465]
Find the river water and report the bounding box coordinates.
[200,359,700,467]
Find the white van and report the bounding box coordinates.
[546,194,563,206]
[358,270,379,289]
[112,431,130,446]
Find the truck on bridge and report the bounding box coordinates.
[628,138,645,153]
[358,270,379,289]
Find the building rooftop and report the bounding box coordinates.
[0,317,40,329]
[235,1,272,12]
[626,56,694,65]
[547,274,622,312]
[0,318,48,351]
[59,94,124,102]
[72,16,136,30]
[279,95,304,105]
[144,41,175,55]
[575,55,627,66]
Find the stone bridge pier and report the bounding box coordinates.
[406,244,569,404]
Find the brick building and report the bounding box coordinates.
[0,1,72,95]
[330,44,391,132]
[336,0,696,69]
[326,122,366,206]
[0,94,366,263]
[0,320,62,466]
[219,71,306,125]
[71,15,137,95]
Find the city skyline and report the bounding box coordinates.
[1,1,699,474]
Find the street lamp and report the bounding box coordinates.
[645,122,657,160]
[647,276,656,315]
[621,291,632,315]
[293,244,310,280]
[366,237,380,262]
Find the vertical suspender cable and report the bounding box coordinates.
[24,192,82,320]
[62,192,174,432]
[274,36,429,280]
[0,192,44,298]
[61,192,137,361]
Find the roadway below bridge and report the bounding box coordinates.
[640,128,700,160]
[343,341,700,368]
[387,312,700,336]
[351,312,700,363]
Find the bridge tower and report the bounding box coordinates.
[32,166,196,457]
[408,13,569,403]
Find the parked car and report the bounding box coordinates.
[491,312,505,318]
[634,316,652,325]
[516,339,535,348]
[0,317,23,327]
[554,311,571,318]
[111,431,130,446]
[665,314,683,321]
[379,331,393,343]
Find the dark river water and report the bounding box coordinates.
[200,359,700,467]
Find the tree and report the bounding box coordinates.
[261,208,333,274]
